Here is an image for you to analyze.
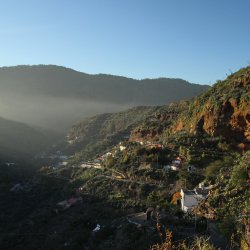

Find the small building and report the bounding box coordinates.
[146,143,163,149]
[93,224,101,233]
[80,162,102,169]
[133,140,144,145]
[57,200,70,210]
[119,145,127,151]
[99,152,114,160]
[163,164,180,171]
[57,196,82,210]
[170,165,180,171]
[173,159,181,165]
[5,162,15,167]
[180,189,197,212]
[81,163,93,169]
[180,188,207,212]
[93,163,102,169]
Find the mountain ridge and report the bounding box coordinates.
[0,65,209,131]
[0,64,208,83]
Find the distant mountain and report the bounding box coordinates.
[0,65,209,131]
[0,117,55,162]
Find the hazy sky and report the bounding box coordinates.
[0,0,250,84]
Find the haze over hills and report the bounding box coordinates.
[0,65,209,131]
[0,67,249,249]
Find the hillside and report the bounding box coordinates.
[1,67,249,249]
[195,152,250,247]
[129,67,250,150]
[66,106,157,161]
[66,67,250,168]
[172,67,250,147]
[0,117,56,162]
[0,65,209,131]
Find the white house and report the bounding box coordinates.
[93,224,101,233]
[173,159,181,165]
[163,164,180,171]
[180,188,207,212]
[170,165,180,171]
[119,145,127,151]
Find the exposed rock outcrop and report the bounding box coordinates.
[172,67,250,148]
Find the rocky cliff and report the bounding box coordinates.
[173,67,250,149]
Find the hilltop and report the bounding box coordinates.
[0,65,209,131]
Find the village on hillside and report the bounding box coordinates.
[11,135,224,245]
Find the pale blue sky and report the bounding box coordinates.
[0,0,250,84]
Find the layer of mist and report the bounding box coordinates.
[0,65,209,132]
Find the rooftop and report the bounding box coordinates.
[182,189,196,195]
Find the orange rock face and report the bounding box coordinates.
[173,69,250,147]
[196,99,250,144]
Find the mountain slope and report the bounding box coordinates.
[66,66,250,166]
[1,67,249,249]
[66,106,158,160]
[0,65,209,131]
[128,67,250,148]
[0,117,55,162]
[172,66,250,148]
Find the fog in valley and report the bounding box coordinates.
[0,65,208,133]
[0,92,132,132]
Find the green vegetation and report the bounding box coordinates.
[203,152,250,246]
[0,66,250,249]
[174,66,250,144]
[205,156,233,180]
[151,230,216,250]
[67,106,157,162]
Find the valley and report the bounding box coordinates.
[0,67,249,249]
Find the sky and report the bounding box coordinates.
[0,0,250,85]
